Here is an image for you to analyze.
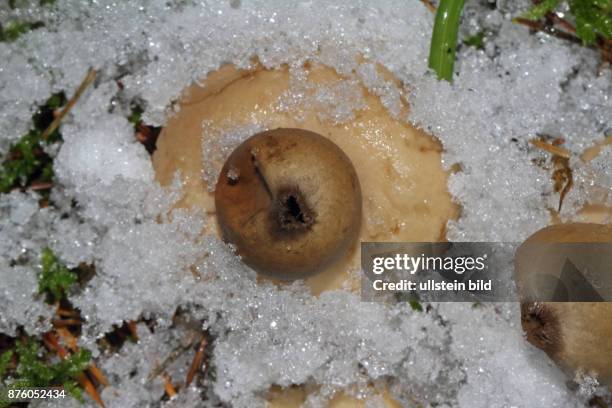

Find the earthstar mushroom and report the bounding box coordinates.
[515,223,612,386]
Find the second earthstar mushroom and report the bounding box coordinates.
[516,223,612,386]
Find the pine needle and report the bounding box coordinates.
[420,0,436,13]
[162,373,177,398]
[41,68,97,141]
[529,139,571,159]
[185,337,208,386]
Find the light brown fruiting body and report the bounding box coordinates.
[152,62,456,406]
[152,63,457,293]
[215,128,362,280]
[515,223,612,386]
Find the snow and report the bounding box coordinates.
[201,121,268,192]
[1,0,610,407]
[441,302,582,408]
[0,259,54,336]
[565,145,612,218]
[0,190,97,269]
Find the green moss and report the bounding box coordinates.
[394,292,423,311]
[2,0,58,41]
[0,93,65,195]
[38,248,78,303]
[8,0,57,10]
[409,299,423,312]
[464,31,485,50]
[128,105,144,129]
[0,351,12,380]
[0,339,91,407]
[571,0,612,44]
[0,21,44,43]
[519,0,611,45]
[520,0,561,21]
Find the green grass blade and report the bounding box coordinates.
[428,0,465,82]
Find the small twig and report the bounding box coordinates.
[126,321,138,340]
[147,333,197,382]
[514,17,542,30]
[56,328,110,395]
[515,15,612,64]
[78,372,105,408]
[41,68,97,140]
[545,27,583,44]
[514,17,582,45]
[185,336,208,387]
[56,308,80,318]
[43,331,105,407]
[52,318,83,327]
[162,373,177,398]
[42,332,69,358]
[530,139,571,159]
[557,167,573,211]
[420,0,436,13]
[598,43,612,63]
[55,328,78,350]
[547,12,575,34]
[530,138,573,212]
[88,365,110,387]
[548,12,612,65]
[30,181,54,191]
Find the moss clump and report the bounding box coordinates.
[38,248,78,303]
[0,93,65,195]
[0,339,91,407]
[520,0,611,45]
[464,31,485,50]
[0,21,44,43]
